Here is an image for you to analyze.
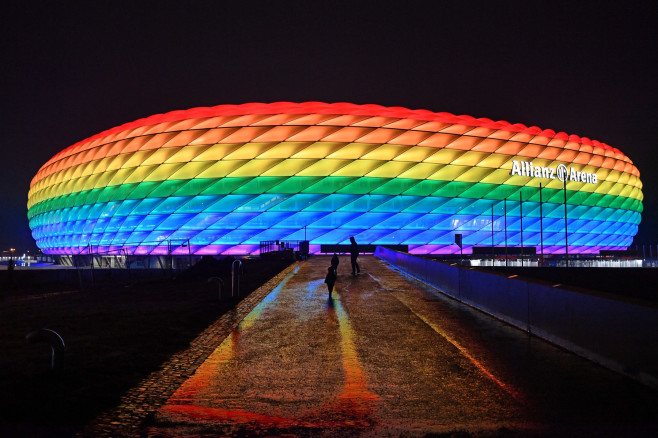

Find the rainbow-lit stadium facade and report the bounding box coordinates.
[27,102,642,256]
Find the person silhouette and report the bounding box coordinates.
[331,253,339,274]
[349,236,360,275]
[324,266,337,298]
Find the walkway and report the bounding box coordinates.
[138,256,658,436]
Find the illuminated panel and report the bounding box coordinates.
[27,102,643,255]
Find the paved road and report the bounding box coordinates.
[146,256,658,437]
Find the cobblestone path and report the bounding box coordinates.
[87,256,658,437]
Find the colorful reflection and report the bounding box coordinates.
[28,102,642,255]
[165,266,296,405]
[319,295,378,426]
[405,303,526,403]
[365,268,527,404]
[158,265,377,431]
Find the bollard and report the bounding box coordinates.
[208,276,225,301]
[231,259,242,298]
[26,328,66,370]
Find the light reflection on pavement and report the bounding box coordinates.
[147,256,658,437]
[367,271,525,404]
[158,265,378,432]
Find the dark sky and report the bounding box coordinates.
[2,1,656,252]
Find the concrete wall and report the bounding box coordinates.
[375,246,658,389]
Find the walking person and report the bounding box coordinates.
[324,266,337,298]
[349,236,360,275]
[331,253,339,274]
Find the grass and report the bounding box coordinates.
[0,256,292,437]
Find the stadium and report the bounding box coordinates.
[27,102,642,257]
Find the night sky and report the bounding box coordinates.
[2,1,656,253]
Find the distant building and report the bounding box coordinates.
[27,102,642,255]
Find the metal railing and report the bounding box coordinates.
[259,240,304,255]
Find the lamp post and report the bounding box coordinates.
[519,191,524,267]
[539,183,544,266]
[504,199,508,267]
[491,203,495,265]
[564,179,569,267]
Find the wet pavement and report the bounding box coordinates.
[142,256,658,437]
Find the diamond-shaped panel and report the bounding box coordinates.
[27,102,642,255]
